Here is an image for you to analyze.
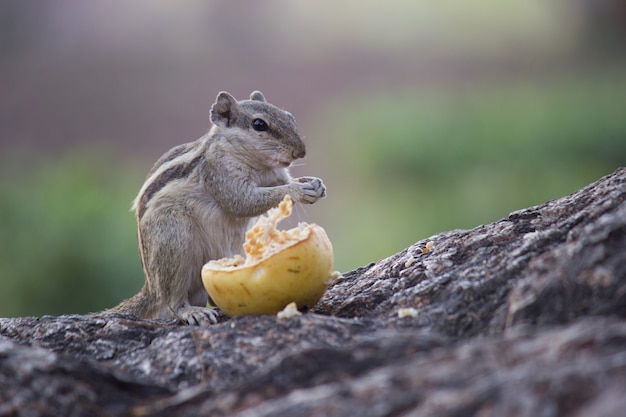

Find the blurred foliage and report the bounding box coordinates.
[0,150,144,317]
[1,69,625,316]
[318,70,626,271]
[1,1,626,318]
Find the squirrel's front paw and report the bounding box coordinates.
[294,176,327,204]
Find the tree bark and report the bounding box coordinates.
[1,168,625,417]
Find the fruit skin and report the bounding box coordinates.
[202,224,333,316]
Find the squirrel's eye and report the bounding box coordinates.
[252,118,269,132]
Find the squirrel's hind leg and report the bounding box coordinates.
[176,304,219,325]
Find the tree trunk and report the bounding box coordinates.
[1,168,625,417]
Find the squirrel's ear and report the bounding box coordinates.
[211,91,238,127]
[250,91,266,102]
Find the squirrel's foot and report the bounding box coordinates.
[177,306,219,325]
[294,176,326,204]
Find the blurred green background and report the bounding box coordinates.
[1,0,625,317]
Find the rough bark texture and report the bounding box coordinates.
[1,168,625,417]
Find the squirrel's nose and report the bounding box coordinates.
[293,146,306,160]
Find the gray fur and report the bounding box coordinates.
[111,91,326,324]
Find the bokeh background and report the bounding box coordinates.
[1,0,625,317]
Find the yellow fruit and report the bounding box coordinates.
[202,195,334,316]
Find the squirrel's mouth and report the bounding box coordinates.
[277,160,292,168]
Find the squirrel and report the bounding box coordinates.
[111,90,326,325]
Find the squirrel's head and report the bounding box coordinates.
[210,91,306,168]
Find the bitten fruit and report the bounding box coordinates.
[202,195,334,316]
